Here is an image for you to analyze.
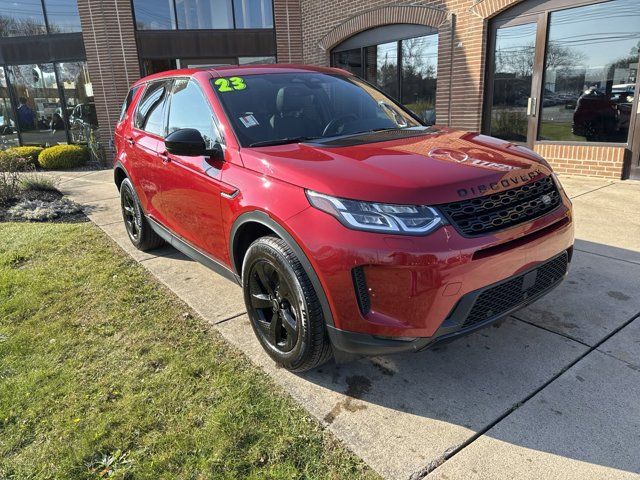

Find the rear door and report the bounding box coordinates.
[155,77,229,260]
[129,80,172,219]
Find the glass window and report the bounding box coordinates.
[0,67,19,148]
[8,63,67,145]
[168,79,219,147]
[133,0,175,30]
[175,0,233,29]
[135,81,169,136]
[233,0,273,28]
[539,0,640,143]
[43,0,81,33]
[367,42,398,99]
[401,34,438,124]
[0,0,47,37]
[141,59,177,76]
[119,86,140,123]
[238,56,276,65]
[332,49,363,78]
[488,22,537,142]
[212,72,422,147]
[57,62,98,144]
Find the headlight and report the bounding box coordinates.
[306,190,443,235]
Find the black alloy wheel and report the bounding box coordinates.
[122,186,142,243]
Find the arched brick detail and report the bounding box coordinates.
[318,5,450,52]
[468,0,525,19]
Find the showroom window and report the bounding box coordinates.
[0,0,81,36]
[486,0,640,146]
[132,0,273,30]
[331,25,439,124]
[0,61,97,146]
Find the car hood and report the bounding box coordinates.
[238,127,552,205]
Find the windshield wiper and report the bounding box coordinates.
[249,136,319,147]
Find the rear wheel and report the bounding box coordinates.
[120,178,164,251]
[242,236,332,372]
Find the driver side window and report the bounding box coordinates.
[167,79,220,149]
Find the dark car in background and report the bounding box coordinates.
[572,84,635,142]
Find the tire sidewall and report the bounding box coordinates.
[120,178,143,247]
[242,239,314,369]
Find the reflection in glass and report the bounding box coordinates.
[43,0,82,33]
[8,63,67,145]
[168,79,218,147]
[133,0,175,30]
[0,0,46,37]
[332,49,362,78]
[175,0,233,29]
[488,22,537,142]
[367,42,398,99]
[141,58,177,76]
[234,0,273,28]
[57,62,98,144]
[401,34,438,124]
[0,67,19,148]
[539,0,639,143]
[238,56,276,65]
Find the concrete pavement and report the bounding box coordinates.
[51,169,640,479]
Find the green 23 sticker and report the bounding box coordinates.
[215,77,247,92]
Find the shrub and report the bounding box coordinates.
[20,172,60,192]
[38,145,88,170]
[5,146,43,168]
[0,152,32,172]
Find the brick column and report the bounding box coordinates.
[273,0,304,63]
[77,0,141,161]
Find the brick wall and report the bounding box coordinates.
[77,0,141,160]
[274,0,304,63]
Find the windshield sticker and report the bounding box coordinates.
[215,77,247,92]
[239,114,259,128]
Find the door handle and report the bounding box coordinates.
[159,151,171,164]
[527,97,537,117]
[125,136,135,146]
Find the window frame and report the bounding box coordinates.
[483,0,640,148]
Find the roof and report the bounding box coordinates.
[133,64,352,87]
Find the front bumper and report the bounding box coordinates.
[326,248,571,355]
[285,193,574,354]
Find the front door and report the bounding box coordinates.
[155,78,228,260]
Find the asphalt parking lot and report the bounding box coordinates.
[54,170,640,479]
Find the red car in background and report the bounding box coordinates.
[114,65,574,371]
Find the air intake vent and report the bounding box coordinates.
[352,267,371,315]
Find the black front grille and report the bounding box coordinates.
[439,175,561,237]
[462,252,568,328]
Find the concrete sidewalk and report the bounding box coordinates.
[53,170,640,479]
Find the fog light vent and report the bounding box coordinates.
[352,266,371,315]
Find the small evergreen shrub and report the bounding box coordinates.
[38,145,88,170]
[5,146,43,167]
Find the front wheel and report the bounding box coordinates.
[242,236,332,372]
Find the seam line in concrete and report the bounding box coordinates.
[416,310,640,479]
[214,312,247,325]
[59,170,109,184]
[569,181,616,200]
[511,313,591,347]
[574,247,640,266]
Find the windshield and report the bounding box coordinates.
[210,72,423,147]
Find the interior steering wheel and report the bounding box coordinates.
[322,114,358,137]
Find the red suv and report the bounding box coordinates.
[114,65,574,372]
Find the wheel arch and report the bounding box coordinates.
[114,161,129,191]
[230,211,335,327]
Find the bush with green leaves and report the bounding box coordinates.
[0,151,32,172]
[4,146,43,167]
[38,145,88,170]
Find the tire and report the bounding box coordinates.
[120,178,164,251]
[242,236,333,372]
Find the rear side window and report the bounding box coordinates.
[119,85,139,123]
[135,80,171,136]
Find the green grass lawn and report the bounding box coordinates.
[0,221,378,480]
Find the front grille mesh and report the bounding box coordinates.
[462,252,568,328]
[439,176,561,237]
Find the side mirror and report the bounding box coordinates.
[164,128,224,159]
